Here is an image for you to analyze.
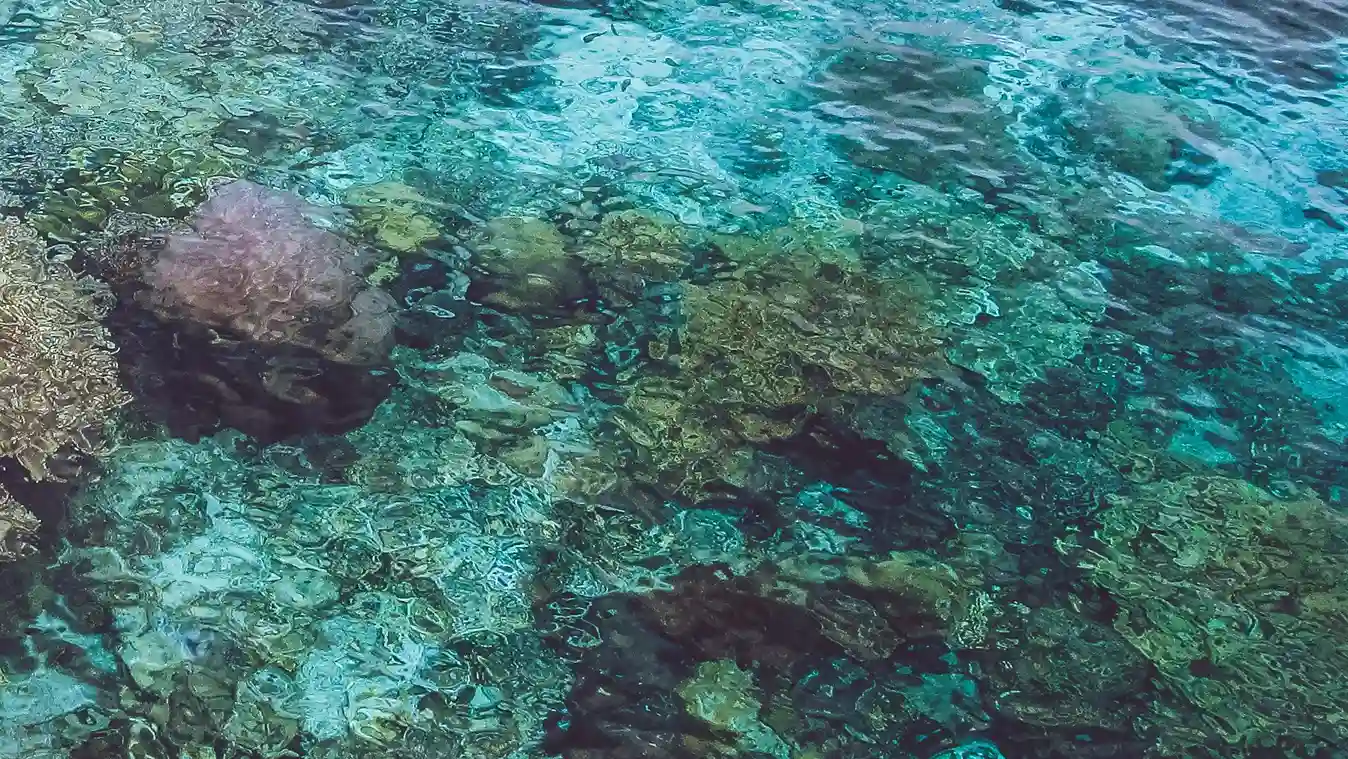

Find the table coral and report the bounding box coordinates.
[0,216,130,480]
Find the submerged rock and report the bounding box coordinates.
[809,42,1025,192]
[1065,88,1221,192]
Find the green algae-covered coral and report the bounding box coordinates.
[578,208,691,284]
[468,216,592,316]
[612,231,941,499]
[344,182,445,254]
[29,146,239,243]
[0,217,130,480]
[1083,474,1348,755]
[678,659,791,759]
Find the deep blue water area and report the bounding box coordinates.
[0,0,1346,756]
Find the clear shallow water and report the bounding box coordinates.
[0,0,1346,756]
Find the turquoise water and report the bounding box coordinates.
[0,0,1346,755]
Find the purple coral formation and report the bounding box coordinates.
[110,180,401,442]
[144,179,396,365]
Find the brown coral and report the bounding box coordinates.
[578,209,691,284]
[611,230,941,499]
[467,216,592,316]
[0,216,130,480]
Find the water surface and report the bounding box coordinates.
[0,0,1345,756]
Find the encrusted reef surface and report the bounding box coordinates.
[0,0,1345,755]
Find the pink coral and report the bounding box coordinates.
[143,180,396,365]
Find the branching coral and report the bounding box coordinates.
[1082,475,1348,755]
[0,216,130,480]
[143,179,397,366]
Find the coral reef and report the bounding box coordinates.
[609,224,942,499]
[0,2,1338,759]
[548,552,993,759]
[1082,474,1348,755]
[55,421,577,756]
[0,216,130,480]
[27,146,239,243]
[345,182,446,254]
[945,268,1109,403]
[978,604,1151,734]
[95,182,401,441]
[0,489,39,563]
[576,209,692,290]
[467,216,594,317]
[809,42,1026,193]
[1063,87,1221,191]
[40,334,810,759]
[677,659,790,759]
